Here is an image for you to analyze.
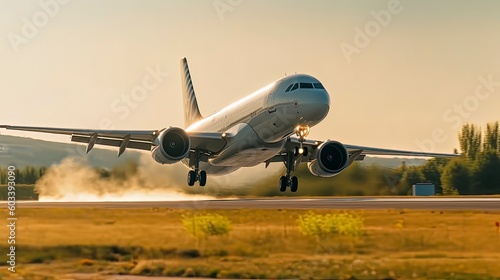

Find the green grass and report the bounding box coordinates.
[0,208,500,279]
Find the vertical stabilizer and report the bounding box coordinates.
[181,58,203,127]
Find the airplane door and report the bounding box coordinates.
[267,80,283,113]
[267,92,275,113]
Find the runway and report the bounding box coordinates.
[5,197,500,210]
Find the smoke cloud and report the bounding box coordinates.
[35,154,214,202]
[35,153,281,202]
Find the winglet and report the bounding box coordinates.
[180,58,203,127]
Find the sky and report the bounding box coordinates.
[1,0,500,154]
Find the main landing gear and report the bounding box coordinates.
[187,169,206,186]
[187,150,207,186]
[278,125,310,193]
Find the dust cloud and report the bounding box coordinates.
[35,155,214,202]
[35,153,280,202]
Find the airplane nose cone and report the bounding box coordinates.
[272,87,331,126]
[314,89,331,107]
[299,90,330,124]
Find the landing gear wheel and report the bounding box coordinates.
[187,150,208,187]
[290,176,298,192]
[187,170,196,186]
[279,176,288,192]
[199,170,207,186]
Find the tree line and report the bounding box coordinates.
[0,166,47,185]
[359,121,500,195]
[440,122,500,195]
[0,161,137,185]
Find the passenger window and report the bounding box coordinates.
[291,83,299,91]
[300,83,313,89]
[285,84,293,92]
[313,83,325,89]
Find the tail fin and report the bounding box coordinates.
[180,57,203,127]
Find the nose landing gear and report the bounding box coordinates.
[278,151,299,192]
[277,125,311,193]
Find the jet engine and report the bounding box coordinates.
[308,140,349,177]
[152,127,191,164]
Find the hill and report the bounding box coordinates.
[0,134,141,168]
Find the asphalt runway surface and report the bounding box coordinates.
[5,197,500,210]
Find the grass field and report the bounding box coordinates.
[1,208,500,279]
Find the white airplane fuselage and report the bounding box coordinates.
[184,74,330,175]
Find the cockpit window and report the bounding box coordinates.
[290,83,299,91]
[300,82,313,89]
[285,84,294,92]
[313,83,325,89]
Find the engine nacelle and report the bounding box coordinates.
[152,127,191,164]
[308,140,349,177]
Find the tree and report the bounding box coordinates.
[38,166,47,179]
[23,166,38,184]
[459,123,482,160]
[473,151,500,194]
[347,162,368,183]
[483,121,500,152]
[401,166,425,193]
[377,161,409,195]
[421,158,449,194]
[441,159,471,195]
[0,168,5,184]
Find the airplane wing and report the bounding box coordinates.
[0,125,227,157]
[0,125,159,141]
[341,144,458,158]
[267,137,458,164]
[0,125,158,154]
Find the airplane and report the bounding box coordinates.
[0,58,458,192]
